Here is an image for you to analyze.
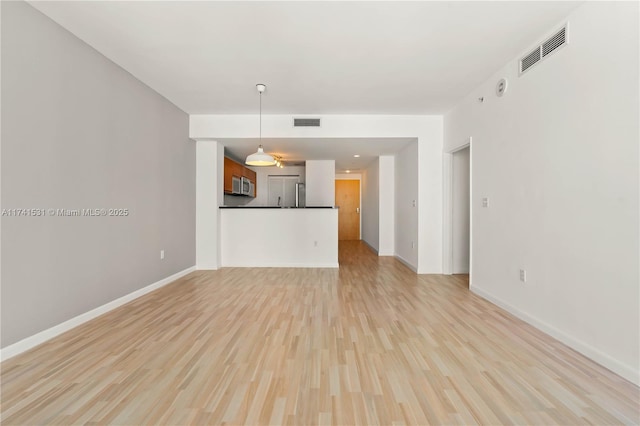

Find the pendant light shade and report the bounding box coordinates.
[246,84,276,167]
[246,145,276,166]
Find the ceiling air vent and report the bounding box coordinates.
[520,47,541,73]
[542,26,567,57]
[519,23,569,75]
[293,118,321,127]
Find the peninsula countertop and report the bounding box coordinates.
[219,206,339,267]
[219,206,337,209]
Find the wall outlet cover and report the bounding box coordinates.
[519,269,527,282]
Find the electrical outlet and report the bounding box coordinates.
[160,250,165,260]
[482,197,489,208]
[314,241,318,247]
[519,269,527,282]
[412,200,416,207]
[411,241,415,249]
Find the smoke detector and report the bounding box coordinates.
[496,78,508,97]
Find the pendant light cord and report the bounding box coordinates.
[259,91,262,143]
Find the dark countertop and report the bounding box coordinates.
[219,206,337,209]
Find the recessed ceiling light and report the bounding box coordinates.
[346,170,351,173]
[353,154,360,158]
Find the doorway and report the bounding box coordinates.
[443,137,472,285]
[335,180,360,240]
[452,147,470,274]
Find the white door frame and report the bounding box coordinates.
[443,137,472,284]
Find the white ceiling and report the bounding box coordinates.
[28,1,580,172]
[30,1,580,115]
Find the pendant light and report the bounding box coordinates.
[246,84,276,166]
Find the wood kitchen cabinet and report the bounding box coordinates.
[223,157,236,193]
[223,156,257,196]
[242,167,256,183]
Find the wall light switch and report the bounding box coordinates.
[519,269,527,282]
[482,197,489,208]
[160,250,165,260]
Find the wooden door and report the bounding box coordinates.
[335,180,360,240]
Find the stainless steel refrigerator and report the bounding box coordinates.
[295,182,305,208]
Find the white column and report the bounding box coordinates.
[378,155,395,256]
[305,160,336,207]
[417,124,444,273]
[196,140,223,269]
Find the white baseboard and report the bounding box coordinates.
[362,242,395,258]
[470,284,640,386]
[0,266,196,362]
[221,262,339,268]
[361,240,379,254]
[394,254,418,272]
[196,264,219,270]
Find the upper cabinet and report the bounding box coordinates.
[223,157,238,193]
[242,167,256,183]
[224,156,257,197]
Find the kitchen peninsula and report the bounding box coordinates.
[219,206,338,267]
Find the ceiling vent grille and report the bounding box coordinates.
[293,118,321,127]
[520,47,541,73]
[519,23,568,75]
[542,26,567,57]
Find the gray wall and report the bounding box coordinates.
[1,2,195,347]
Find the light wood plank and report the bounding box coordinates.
[1,241,638,425]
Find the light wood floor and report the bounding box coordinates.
[2,241,639,425]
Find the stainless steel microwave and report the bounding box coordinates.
[241,177,254,197]
[232,176,242,194]
[232,176,254,197]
